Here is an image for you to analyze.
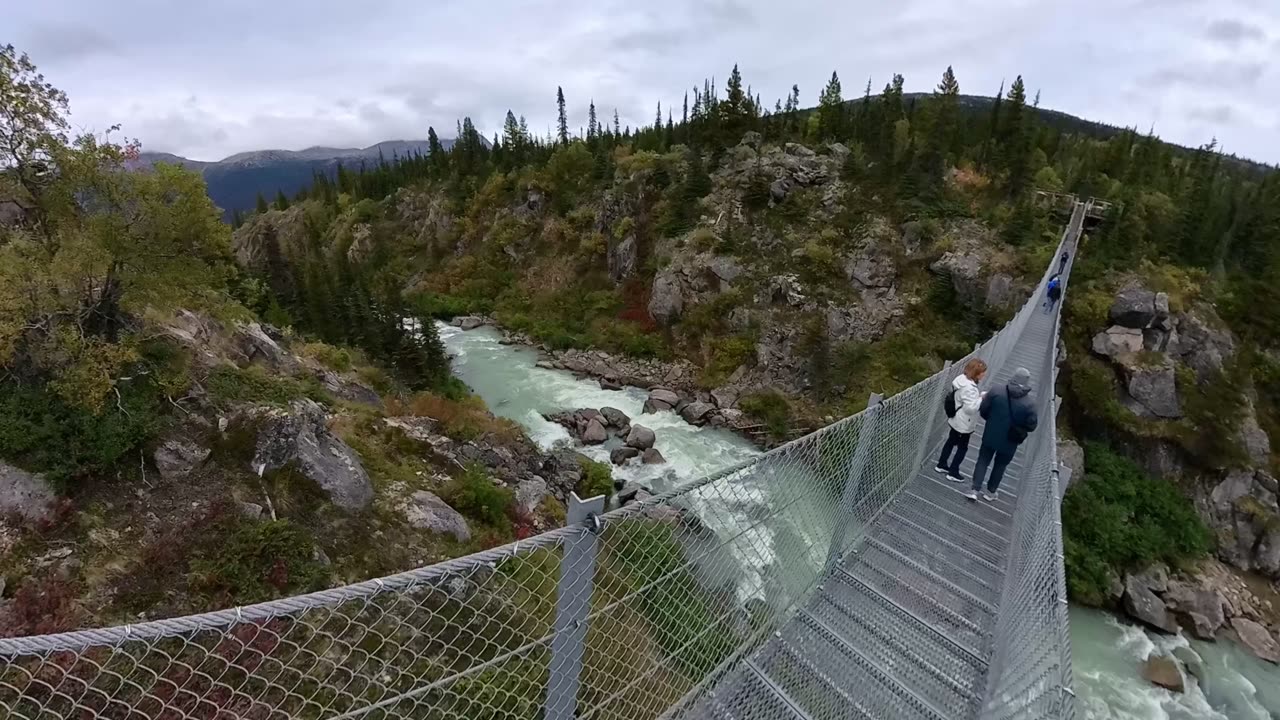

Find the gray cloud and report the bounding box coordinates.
[1145,61,1266,90]
[1188,104,1238,125]
[19,23,118,64]
[8,0,1280,163]
[1205,18,1266,46]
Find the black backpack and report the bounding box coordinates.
[944,388,958,419]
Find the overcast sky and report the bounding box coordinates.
[10,0,1280,164]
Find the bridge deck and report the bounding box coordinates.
[688,297,1058,720]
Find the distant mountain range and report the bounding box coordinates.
[135,140,454,221]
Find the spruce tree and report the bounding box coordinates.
[427,126,443,175]
[275,190,289,210]
[255,192,269,214]
[818,71,844,139]
[613,108,621,137]
[588,101,598,141]
[556,86,569,145]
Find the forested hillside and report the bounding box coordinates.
[3,39,1280,641]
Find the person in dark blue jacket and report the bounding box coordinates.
[967,367,1039,501]
[1044,274,1063,313]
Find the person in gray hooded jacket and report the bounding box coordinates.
[967,367,1038,501]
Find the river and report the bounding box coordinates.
[439,322,1280,719]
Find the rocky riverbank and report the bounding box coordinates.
[452,315,772,444]
[1115,559,1280,666]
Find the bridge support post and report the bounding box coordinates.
[543,491,606,720]
[824,392,883,575]
[909,361,954,486]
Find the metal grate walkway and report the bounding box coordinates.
[687,292,1064,720]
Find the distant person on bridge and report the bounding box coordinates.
[1058,251,1070,274]
[967,367,1039,502]
[1044,274,1063,313]
[935,358,988,483]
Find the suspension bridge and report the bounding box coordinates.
[0,203,1089,719]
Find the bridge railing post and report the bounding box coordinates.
[824,392,883,575]
[543,492,607,720]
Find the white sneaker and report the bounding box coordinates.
[934,465,948,474]
[982,491,998,502]
[947,473,966,483]
[964,490,978,501]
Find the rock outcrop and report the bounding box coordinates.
[153,439,211,481]
[1110,287,1170,329]
[251,400,374,512]
[1120,357,1182,419]
[400,491,470,542]
[648,271,685,326]
[1091,326,1145,358]
[1057,439,1085,489]
[0,462,56,523]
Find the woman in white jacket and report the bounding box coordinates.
[935,358,987,483]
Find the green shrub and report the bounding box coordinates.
[703,335,756,386]
[740,391,792,440]
[189,518,329,606]
[204,365,328,407]
[1062,443,1212,606]
[447,464,515,529]
[0,381,161,488]
[576,457,615,499]
[299,342,353,372]
[1178,365,1249,469]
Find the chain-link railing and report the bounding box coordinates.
[0,205,1086,720]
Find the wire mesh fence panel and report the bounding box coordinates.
[1,204,1087,720]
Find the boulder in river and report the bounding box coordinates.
[1172,646,1206,684]
[642,448,667,465]
[1231,618,1280,663]
[1123,568,1177,634]
[1141,655,1184,693]
[646,388,681,412]
[453,316,485,330]
[582,418,608,445]
[601,407,631,429]
[625,425,656,451]
[611,447,641,466]
[680,401,715,425]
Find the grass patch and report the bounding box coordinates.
[576,456,615,499]
[740,391,793,441]
[386,392,525,444]
[204,364,329,408]
[445,464,515,531]
[189,518,330,606]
